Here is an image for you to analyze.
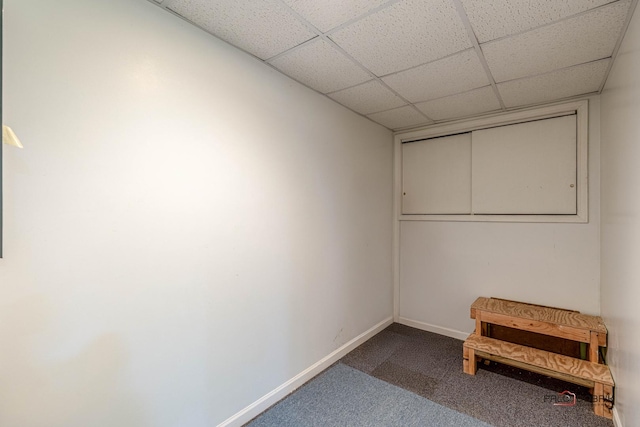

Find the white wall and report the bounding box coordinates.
[601,4,640,426]
[398,97,601,337]
[0,1,393,426]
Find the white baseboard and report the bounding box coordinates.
[217,316,394,427]
[613,406,622,427]
[607,364,621,427]
[398,317,470,341]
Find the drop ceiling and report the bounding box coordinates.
[148,0,637,131]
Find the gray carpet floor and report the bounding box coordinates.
[247,323,614,427]
[341,323,613,427]
[247,363,491,427]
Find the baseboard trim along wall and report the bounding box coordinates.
[217,316,394,427]
[613,407,622,427]
[398,317,470,341]
[608,365,622,427]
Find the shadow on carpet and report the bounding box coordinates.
[246,363,492,427]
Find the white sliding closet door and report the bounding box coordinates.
[402,133,471,214]
[471,115,577,215]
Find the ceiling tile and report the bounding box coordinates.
[382,49,489,103]
[482,0,630,82]
[281,0,391,33]
[269,39,371,93]
[367,106,432,130]
[462,0,616,43]
[415,86,502,121]
[328,80,406,115]
[329,0,472,76]
[168,0,315,60]
[497,59,610,108]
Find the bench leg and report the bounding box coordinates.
[593,382,613,419]
[589,331,599,363]
[593,383,613,419]
[463,346,469,373]
[594,383,604,417]
[603,385,613,419]
[463,346,477,375]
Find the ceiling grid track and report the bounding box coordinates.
[323,0,403,37]
[451,0,507,111]
[499,58,612,86]
[145,0,638,130]
[377,47,476,80]
[264,37,320,64]
[148,0,277,64]
[262,0,403,63]
[480,0,622,47]
[272,0,435,122]
[321,40,434,121]
[598,0,639,92]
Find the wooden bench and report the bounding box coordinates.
[463,297,614,419]
[470,297,607,361]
